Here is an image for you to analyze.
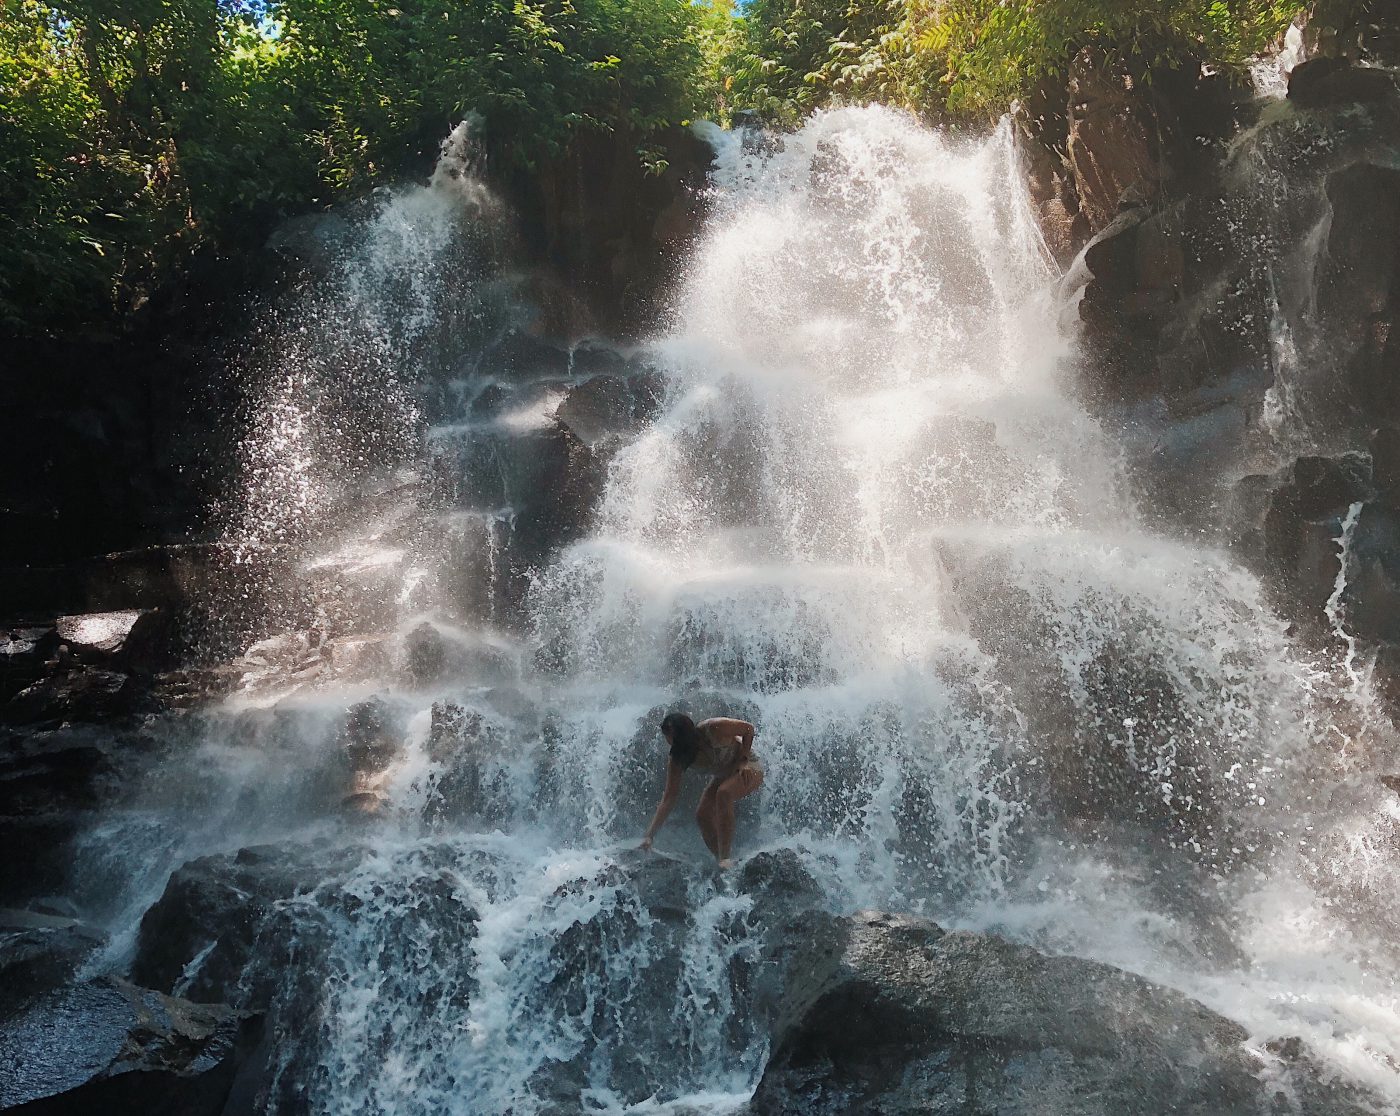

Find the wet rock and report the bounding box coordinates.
[234,628,336,692]
[736,847,824,928]
[26,896,82,920]
[1066,49,1170,232]
[76,543,240,616]
[508,422,608,571]
[340,790,384,816]
[3,668,137,726]
[55,610,145,660]
[752,910,1377,1115]
[54,608,175,673]
[554,371,665,449]
[422,701,519,826]
[568,340,642,377]
[403,622,448,685]
[481,331,572,380]
[131,841,363,1004]
[1259,453,1373,629]
[1012,89,1091,266]
[1305,2,1400,66]
[0,724,156,904]
[469,381,509,417]
[1342,502,1400,644]
[402,621,517,688]
[0,907,105,1013]
[0,976,261,1115]
[0,626,57,702]
[1289,58,1399,106]
[341,696,400,776]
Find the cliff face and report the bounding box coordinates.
[1017,7,1400,709]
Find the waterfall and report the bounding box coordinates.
[77,107,1400,1111]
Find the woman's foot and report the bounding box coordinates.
[717,858,734,870]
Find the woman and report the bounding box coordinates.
[640,712,763,869]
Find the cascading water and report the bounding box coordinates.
[74,107,1400,1112]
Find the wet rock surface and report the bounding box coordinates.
[0,976,261,1115]
[115,845,1383,1114]
[0,723,160,905]
[752,910,1379,1116]
[1063,42,1400,706]
[131,841,367,1005]
[0,907,106,1014]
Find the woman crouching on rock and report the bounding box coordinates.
[640,713,763,869]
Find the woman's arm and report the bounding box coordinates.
[640,758,685,850]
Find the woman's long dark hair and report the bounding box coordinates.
[661,712,703,769]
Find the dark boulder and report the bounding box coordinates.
[1288,58,1399,107]
[1342,501,1400,644]
[3,667,137,726]
[504,421,608,597]
[402,621,518,689]
[480,331,572,381]
[1258,453,1373,630]
[341,696,400,776]
[0,724,157,905]
[0,977,261,1115]
[0,908,105,1015]
[53,609,176,674]
[0,628,58,703]
[131,841,363,1004]
[752,910,1379,1115]
[554,371,665,449]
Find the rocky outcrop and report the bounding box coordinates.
[496,126,716,339]
[753,909,1379,1115]
[1016,51,1242,266]
[1304,1,1400,67]
[131,841,365,1005]
[554,367,665,450]
[0,907,105,1012]
[0,723,161,905]
[1066,51,1400,686]
[0,977,261,1115]
[121,843,1380,1113]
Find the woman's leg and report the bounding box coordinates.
[714,765,764,865]
[695,780,721,856]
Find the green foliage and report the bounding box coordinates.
[919,0,1299,113]
[731,0,1300,121]
[0,0,714,334]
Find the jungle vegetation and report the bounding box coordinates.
[1,0,1315,334]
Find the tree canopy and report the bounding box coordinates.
[0,0,716,332]
[728,0,1301,123]
[2,0,1311,336]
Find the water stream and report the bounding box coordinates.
[76,107,1400,1111]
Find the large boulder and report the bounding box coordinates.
[2,667,138,726]
[54,609,175,674]
[0,977,261,1115]
[0,907,105,1015]
[752,910,1379,1115]
[0,627,57,702]
[1288,57,1398,106]
[554,369,665,449]
[0,724,157,905]
[1255,453,1374,631]
[131,841,364,1005]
